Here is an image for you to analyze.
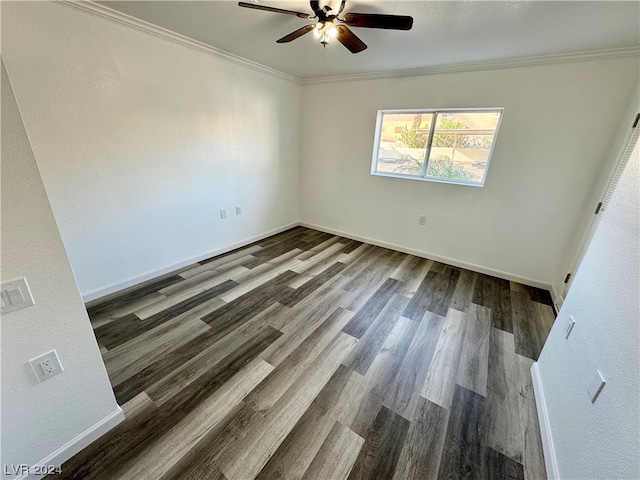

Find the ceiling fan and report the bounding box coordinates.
[238,0,413,53]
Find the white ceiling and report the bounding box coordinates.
[96,1,640,80]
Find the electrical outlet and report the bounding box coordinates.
[220,209,227,220]
[29,350,63,383]
[39,358,55,375]
[418,215,427,226]
[236,205,242,216]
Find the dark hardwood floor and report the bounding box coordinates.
[55,227,554,480]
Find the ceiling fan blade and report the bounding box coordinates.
[336,25,367,53]
[238,2,312,19]
[344,12,413,30]
[276,24,315,43]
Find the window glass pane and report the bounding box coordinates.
[376,113,434,176]
[427,111,501,183]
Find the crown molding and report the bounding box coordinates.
[53,0,302,85]
[52,1,638,87]
[301,46,640,85]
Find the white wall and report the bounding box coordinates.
[536,126,639,479]
[1,60,122,478]
[553,88,640,304]
[299,58,639,287]
[1,1,301,301]
[3,1,637,299]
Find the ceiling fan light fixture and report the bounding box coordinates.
[314,20,338,44]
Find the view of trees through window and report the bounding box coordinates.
[373,109,502,185]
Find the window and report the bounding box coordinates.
[371,108,503,186]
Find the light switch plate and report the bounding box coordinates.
[587,370,606,403]
[1,277,35,314]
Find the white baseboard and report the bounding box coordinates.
[14,407,124,480]
[81,223,299,302]
[531,362,560,480]
[299,222,553,291]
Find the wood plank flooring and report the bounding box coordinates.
[55,227,554,480]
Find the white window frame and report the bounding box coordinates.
[370,107,504,187]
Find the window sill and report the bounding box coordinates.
[370,170,485,187]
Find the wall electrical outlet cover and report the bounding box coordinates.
[565,315,576,338]
[587,370,606,403]
[29,350,64,383]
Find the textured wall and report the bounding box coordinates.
[537,130,639,478]
[299,58,639,290]
[2,1,301,300]
[1,60,121,477]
